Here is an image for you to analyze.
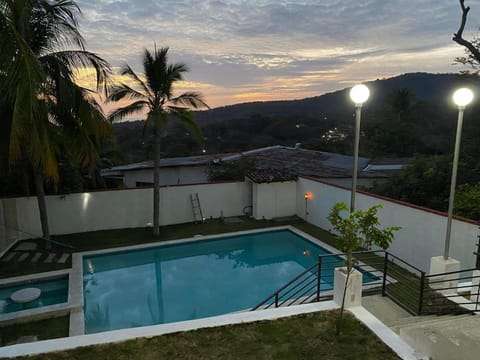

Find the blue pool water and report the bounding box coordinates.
[0,277,68,314]
[83,229,376,334]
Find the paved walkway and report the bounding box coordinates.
[362,294,413,327]
[363,294,480,360]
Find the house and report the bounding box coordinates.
[101,145,409,189]
[100,153,235,187]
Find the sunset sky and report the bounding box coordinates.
[75,0,480,110]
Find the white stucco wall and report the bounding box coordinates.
[0,182,251,246]
[123,166,208,187]
[252,181,297,220]
[296,177,478,271]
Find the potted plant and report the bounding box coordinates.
[327,202,400,316]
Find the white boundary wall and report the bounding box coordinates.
[0,182,251,243]
[296,177,478,272]
[251,181,297,220]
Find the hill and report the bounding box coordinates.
[112,72,480,162]
[192,72,480,125]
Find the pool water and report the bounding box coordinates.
[83,229,376,334]
[0,277,68,314]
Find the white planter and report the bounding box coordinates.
[333,267,363,308]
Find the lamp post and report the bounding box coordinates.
[349,84,370,213]
[444,88,474,260]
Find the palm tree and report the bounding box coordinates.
[108,46,208,237]
[0,0,112,242]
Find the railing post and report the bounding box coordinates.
[316,256,322,302]
[275,293,279,308]
[382,251,388,296]
[418,271,426,315]
[476,277,480,312]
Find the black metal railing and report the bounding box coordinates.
[420,268,480,315]
[381,252,425,315]
[251,250,386,311]
[251,249,480,316]
[251,260,322,310]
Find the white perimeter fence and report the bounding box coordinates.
[296,177,478,271]
[0,182,251,254]
[1,177,478,271]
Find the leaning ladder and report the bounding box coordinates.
[190,193,204,223]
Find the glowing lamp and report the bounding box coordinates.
[304,192,312,200]
[349,84,370,106]
[453,88,473,108]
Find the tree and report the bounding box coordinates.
[327,202,399,316]
[206,158,256,182]
[108,46,208,237]
[0,0,112,242]
[371,155,480,212]
[454,183,480,220]
[453,0,480,69]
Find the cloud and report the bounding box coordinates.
[74,0,478,109]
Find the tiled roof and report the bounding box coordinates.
[103,145,398,180]
[242,146,382,179]
[246,168,297,183]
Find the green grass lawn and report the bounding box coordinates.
[0,316,69,347]
[13,311,400,360]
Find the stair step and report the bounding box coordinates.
[57,253,70,263]
[1,252,17,262]
[44,253,56,263]
[17,253,30,262]
[392,314,474,333]
[31,252,43,263]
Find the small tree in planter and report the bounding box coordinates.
[327,202,400,317]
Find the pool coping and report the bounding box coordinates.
[0,269,73,325]
[70,226,304,335]
[70,225,385,336]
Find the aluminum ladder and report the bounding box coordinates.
[190,193,204,223]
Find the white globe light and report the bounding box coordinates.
[350,84,370,105]
[453,88,473,107]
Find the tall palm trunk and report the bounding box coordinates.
[34,170,51,248]
[153,135,161,237]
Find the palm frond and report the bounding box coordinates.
[107,83,147,103]
[33,0,85,54]
[169,107,203,144]
[40,50,111,92]
[119,64,153,99]
[108,100,149,123]
[171,91,209,109]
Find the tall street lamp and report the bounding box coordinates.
[444,88,474,260]
[349,84,370,213]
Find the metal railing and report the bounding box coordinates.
[251,249,480,316]
[251,250,386,311]
[381,252,425,315]
[420,268,480,315]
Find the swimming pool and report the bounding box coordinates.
[0,276,69,314]
[82,228,376,334]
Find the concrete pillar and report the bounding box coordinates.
[429,256,461,294]
[333,267,363,308]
